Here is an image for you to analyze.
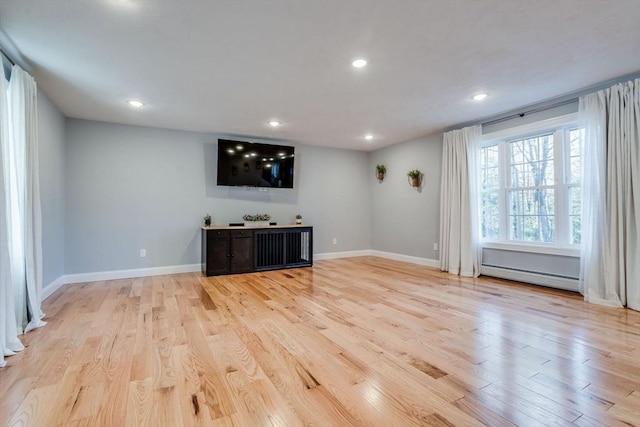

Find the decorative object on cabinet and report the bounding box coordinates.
[376,164,386,181]
[295,214,302,224]
[203,214,212,227]
[407,169,422,188]
[243,213,271,227]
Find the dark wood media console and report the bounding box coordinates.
[201,225,313,276]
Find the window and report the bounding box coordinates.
[480,115,583,250]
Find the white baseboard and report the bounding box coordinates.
[42,264,201,301]
[42,275,66,300]
[314,249,439,269]
[63,263,202,285]
[480,265,579,292]
[314,250,372,260]
[370,250,440,268]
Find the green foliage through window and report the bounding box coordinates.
[480,125,583,246]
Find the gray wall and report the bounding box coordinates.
[369,133,443,260]
[65,119,371,274]
[37,88,66,286]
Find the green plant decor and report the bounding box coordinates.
[243,213,271,222]
[407,169,421,179]
[376,164,386,174]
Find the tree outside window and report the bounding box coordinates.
[480,123,583,247]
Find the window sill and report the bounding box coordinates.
[481,241,580,257]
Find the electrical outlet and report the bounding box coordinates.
[332,238,337,245]
[433,243,438,251]
[140,249,146,258]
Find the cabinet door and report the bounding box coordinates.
[207,231,230,276]
[230,231,253,273]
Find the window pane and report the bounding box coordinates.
[510,189,555,215]
[481,190,499,239]
[568,128,583,184]
[511,141,524,164]
[481,145,499,169]
[567,129,583,244]
[571,215,581,245]
[509,189,555,242]
[509,134,554,188]
[569,185,581,244]
[481,145,501,239]
[483,167,498,189]
[569,186,581,215]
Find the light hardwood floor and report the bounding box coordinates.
[1,257,639,426]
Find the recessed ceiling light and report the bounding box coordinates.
[352,59,367,68]
[364,134,374,141]
[127,100,144,108]
[268,120,281,127]
[472,93,488,101]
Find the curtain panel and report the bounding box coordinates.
[0,64,45,368]
[9,67,45,332]
[0,63,22,367]
[439,125,482,277]
[579,78,640,310]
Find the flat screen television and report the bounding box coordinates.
[217,139,295,188]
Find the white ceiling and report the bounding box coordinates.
[0,1,639,151]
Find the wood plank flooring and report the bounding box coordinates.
[1,256,639,426]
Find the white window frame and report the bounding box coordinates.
[480,113,580,257]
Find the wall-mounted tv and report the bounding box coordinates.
[217,139,295,188]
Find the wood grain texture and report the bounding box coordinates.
[1,256,639,426]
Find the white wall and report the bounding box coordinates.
[37,88,66,287]
[369,133,443,261]
[64,119,371,274]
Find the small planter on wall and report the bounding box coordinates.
[407,169,422,188]
[376,164,386,182]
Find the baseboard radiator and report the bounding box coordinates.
[480,264,579,292]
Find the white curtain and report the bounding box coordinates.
[0,63,45,368]
[439,125,482,277]
[1,63,23,367]
[579,78,640,311]
[8,66,45,332]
